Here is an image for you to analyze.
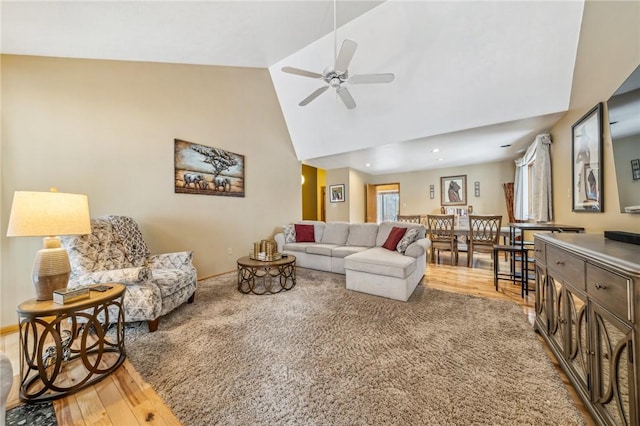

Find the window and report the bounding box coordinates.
[514,134,552,222]
[377,190,399,223]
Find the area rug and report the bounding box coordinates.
[124,268,584,425]
[6,401,57,426]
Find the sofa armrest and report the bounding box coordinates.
[274,233,285,252]
[404,238,431,258]
[148,251,194,270]
[70,267,151,287]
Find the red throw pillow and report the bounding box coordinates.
[294,224,315,242]
[382,226,407,251]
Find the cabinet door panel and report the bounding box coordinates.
[535,265,548,332]
[548,276,565,355]
[592,304,635,426]
[567,289,589,391]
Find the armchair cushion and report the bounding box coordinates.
[148,251,194,269]
[71,267,151,286]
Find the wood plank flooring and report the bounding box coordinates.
[1,254,594,425]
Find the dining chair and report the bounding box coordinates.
[396,215,422,224]
[426,214,458,265]
[467,215,502,267]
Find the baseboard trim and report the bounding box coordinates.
[1,324,19,336]
[197,270,234,281]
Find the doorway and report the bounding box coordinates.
[365,183,400,223]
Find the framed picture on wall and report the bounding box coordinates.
[440,175,467,206]
[329,184,345,203]
[174,139,245,197]
[571,103,603,212]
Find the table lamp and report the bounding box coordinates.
[6,189,91,300]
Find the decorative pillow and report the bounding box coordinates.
[382,226,407,251]
[283,224,296,243]
[294,224,315,242]
[396,227,420,254]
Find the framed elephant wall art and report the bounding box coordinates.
[174,139,245,197]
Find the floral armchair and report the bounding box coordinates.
[61,215,197,331]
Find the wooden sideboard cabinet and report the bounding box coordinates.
[535,233,640,426]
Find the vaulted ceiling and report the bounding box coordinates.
[1,1,585,175]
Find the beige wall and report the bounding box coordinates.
[322,160,514,225]
[325,168,350,221]
[551,0,640,233]
[348,169,369,223]
[370,160,515,220]
[1,55,302,327]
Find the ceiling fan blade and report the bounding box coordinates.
[334,39,358,75]
[349,73,395,84]
[282,67,323,79]
[299,86,329,106]
[337,86,356,109]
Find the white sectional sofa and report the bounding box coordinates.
[274,221,431,301]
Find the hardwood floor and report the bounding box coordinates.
[1,254,594,425]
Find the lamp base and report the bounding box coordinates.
[32,244,71,301]
[33,271,70,301]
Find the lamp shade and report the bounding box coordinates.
[7,191,91,237]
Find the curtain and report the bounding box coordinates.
[514,134,553,222]
[502,182,517,223]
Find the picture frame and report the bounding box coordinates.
[571,103,603,212]
[631,159,640,181]
[174,139,245,197]
[474,181,480,197]
[440,175,467,206]
[329,184,345,203]
[429,184,435,199]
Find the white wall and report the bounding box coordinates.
[1,55,302,327]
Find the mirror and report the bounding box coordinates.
[608,64,640,213]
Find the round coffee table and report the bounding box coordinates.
[237,255,296,295]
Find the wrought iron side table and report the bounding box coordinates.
[16,283,126,402]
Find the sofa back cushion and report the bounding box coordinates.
[376,221,426,247]
[347,223,379,247]
[321,222,350,245]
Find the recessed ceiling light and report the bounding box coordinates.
[365,163,371,167]
[437,158,444,161]
[431,148,440,153]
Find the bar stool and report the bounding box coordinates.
[493,244,529,298]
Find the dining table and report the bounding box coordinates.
[507,222,585,249]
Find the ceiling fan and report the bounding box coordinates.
[281,2,394,109]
